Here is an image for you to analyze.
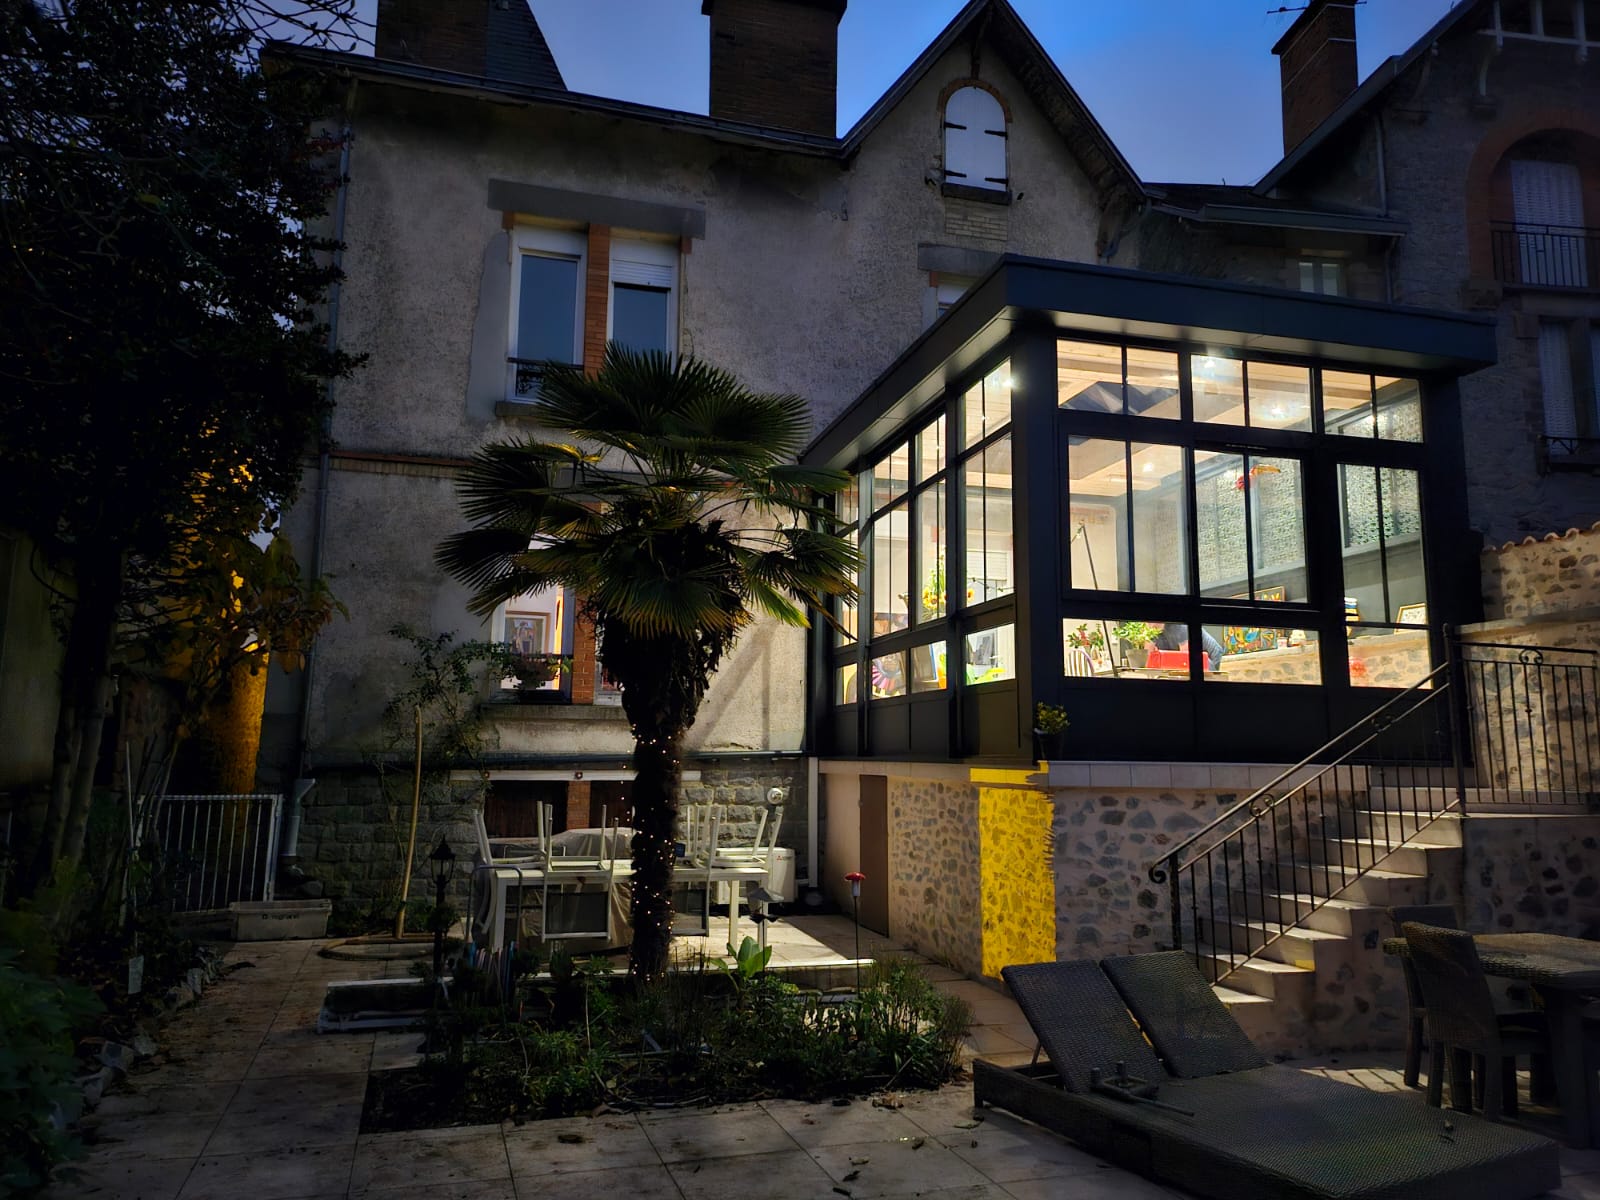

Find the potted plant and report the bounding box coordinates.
[1033,702,1070,761]
[1112,620,1162,668]
[502,649,573,701]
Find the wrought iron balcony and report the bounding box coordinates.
[1491,221,1599,289]
[506,357,579,399]
[1541,434,1600,469]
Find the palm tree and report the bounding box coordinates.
[438,346,858,981]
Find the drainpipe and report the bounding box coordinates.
[284,88,356,884]
[1376,112,1396,304]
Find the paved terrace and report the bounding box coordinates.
[55,918,1600,1200]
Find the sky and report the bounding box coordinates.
[351,1,1466,184]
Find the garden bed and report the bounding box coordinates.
[358,950,971,1133]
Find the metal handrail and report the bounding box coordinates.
[1151,663,1450,882]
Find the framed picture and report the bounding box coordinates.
[1396,602,1427,626]
[1224,586,1286,655]
[504,613,548,656]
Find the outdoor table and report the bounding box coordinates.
[1383,931,1600,1146]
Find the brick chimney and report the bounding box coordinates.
[1272,0,1359,155]
[375,0,565,89]
[702,0,847,137]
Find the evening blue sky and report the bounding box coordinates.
[509,0,1462,184]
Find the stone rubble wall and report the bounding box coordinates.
[887,777,982,976]
[1462,814,1600,939]
[1481,523,1600,621]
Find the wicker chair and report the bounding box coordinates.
[1387,904,1457,1089]
[1402,922,1551,1121]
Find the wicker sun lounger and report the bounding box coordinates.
[973,956,1561,1200]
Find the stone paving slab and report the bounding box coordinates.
[51,930,1600,1200]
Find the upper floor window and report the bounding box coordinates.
[943,86,1007,194]
[1297,258,1345,296]
[1540,318,1600,455]
[508,226,585,400]
[610,237,678,357]
[1511,158,1589,287]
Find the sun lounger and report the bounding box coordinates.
[973,954,1561,1200]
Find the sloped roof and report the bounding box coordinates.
[842,0,1141,201]
[485,0,565,91]
[1255,1,1488,194]
[1147,181,1407,237]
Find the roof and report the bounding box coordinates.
[803,255,1497,471]
[1146,182,1407,237]
[1255,1,1488,194]
[485,0,565,91]
[841,0,1141,200]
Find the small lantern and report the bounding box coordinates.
[429,835,457,889]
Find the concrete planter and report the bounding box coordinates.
[229,899,332,940]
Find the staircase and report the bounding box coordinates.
[1150,638,1600,1057]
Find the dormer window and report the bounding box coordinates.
[943,85,1008,195]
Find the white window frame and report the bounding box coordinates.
[507,225,587,400]
[608,235,679,359]
[943,86,1008,193]
[1296,258,1345,296]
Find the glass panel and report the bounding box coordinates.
[835,477,861,646]
[963,436,1014,603]
[1249,456,1307,602]
[870,503,909,638]
[1205,625,1321,685]
[915,415,945,483]
[962,362,1012,449]
[964,624,1015,685]
[1374,375,1423,442]
[1192,354,1245,426]
[1339,464,1383,625]
[1062,616,1188,680]
[1348,625,1433,688]
[516,254,580,363]
[1067,437,1128,591]
[1249,361,1312,431]
[869,652,906,699]
[1058,341,1123,414]
[1126,347,1181,419]
[1385,469,1427,623]
[1323,370,1375,437]
[873,442,910,509]
[1130,442,1187,594]
[910,640,947,692]
[1195,450,1248,597]
[611,284,670,354]
[836,663,858,705]
[915,484,946,624]
[1340,466,1426,625]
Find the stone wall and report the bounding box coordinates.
[680,758,810,861]
[1481,523,1600,621]
[977,785,1055,977]
[1462,814,1600,938]
[887,777,982,975]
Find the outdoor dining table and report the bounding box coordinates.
[1383,931,1600,1146]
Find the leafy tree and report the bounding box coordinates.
[438,347,857,982]
[0,0,363,881]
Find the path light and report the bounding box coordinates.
[429,835,456,1001]
[845,871,865,995]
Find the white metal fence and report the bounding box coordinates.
[150,793,282,912]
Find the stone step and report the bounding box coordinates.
[1352,810,1463,847]
[1281,860,1427,906]
[1245,891,1372,935]
[1194,944,1315,1004]
[1305,837,1435,876]
[1213,917,1345,968]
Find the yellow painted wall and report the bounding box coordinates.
[978,785,1056,977]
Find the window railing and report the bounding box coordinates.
[506,357,580,400]
[1490,221,1598,289]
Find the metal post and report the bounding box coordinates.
[1443,626,1470,809]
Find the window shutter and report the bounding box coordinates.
[943,87,1007,191]
[1539,321,1577,439]
[1512,159,1587,287]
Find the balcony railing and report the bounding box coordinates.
[506,357,580,400]
[1491,220,1598,289]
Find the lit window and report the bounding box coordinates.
[1297,258,1344,296]
[943,86,1007,193]
[508,227,585,399]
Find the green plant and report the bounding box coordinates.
[1065,622,1105,652]
[438,345,859,982]
[1034,702,1070,734]
[500,649,573,689]
[1112,620,1162,650]
[0,951,101,1195]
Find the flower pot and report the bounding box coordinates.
[1033,729,1070,761]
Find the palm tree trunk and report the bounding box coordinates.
[628,726,682,982]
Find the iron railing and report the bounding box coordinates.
[1150,665,1459,984]
[1151,634,1600,984]
[1490,221,1598,289]
[1456,640,1600,807]
[149,794,282,912]
[505,357,579,400]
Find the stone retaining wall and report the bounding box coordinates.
[887,777,982,975]
[1462,814,1600,939]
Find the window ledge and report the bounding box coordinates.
[941,182,1011,206]
[483,701,630,722]
[495,398,541,420]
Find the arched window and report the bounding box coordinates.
[943,86,1007,193]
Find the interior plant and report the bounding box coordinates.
[437,344,858,982]
[1111,620,1161,650]
[500,648,573,693]
[1065,622,1105,652]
